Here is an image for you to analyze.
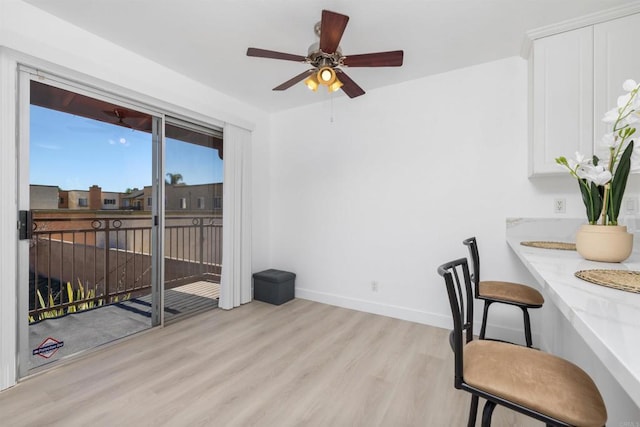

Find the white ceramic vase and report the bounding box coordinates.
[575,224,633,263]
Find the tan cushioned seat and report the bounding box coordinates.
[464,340,607,427]
[479,281,544,306]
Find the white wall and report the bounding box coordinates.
[269,56,600,338]
[0,0,271,390]
[4,0,640,398]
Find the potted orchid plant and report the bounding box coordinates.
[555,79,639,262]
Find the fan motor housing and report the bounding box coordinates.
[306,43,343,68]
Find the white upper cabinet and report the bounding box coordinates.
[529,12,640,176]
[593,13,640,161]
[530,27,593,176]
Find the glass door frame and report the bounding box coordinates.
[162,116,223,322]
[16,67,165,377]
[152,114,165,327]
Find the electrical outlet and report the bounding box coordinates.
[554,198,566,214]
[371,281,379,292]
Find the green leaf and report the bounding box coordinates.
[578,179,602,223]
[609,140,634,224]
[578,179,592,220]
[37,289,46,309]
[77,278,85,300]
[66,282,76,313]
[592,181,603,223]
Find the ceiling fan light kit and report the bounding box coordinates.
[318,67,335,84]
[246,9,404,99]
[304,73,320,92]
[304,66,343,93]
[327,78,343,93]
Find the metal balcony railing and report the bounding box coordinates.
[29,213,222,320]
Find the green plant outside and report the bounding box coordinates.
[29,278,131,324]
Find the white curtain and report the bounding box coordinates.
[219,123,252,309]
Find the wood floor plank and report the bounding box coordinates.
[0,299,540,426]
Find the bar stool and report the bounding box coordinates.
[463,237,544,347]
[437,257,607,427]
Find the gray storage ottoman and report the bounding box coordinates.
[253,269,296,305]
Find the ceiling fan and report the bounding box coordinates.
[246,9,404,98]
[103,108,149,130]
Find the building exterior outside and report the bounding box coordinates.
[29,185,59,210]
[63,189,90,209]
[99,190,121,210]
[121,189,145,210]
[58,190,69,208]
[30,183,222,213]
[165,183,223,213]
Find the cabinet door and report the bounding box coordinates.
[530,27,593,176]
[594,13,640,161]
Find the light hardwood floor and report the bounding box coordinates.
[0,299,539,426]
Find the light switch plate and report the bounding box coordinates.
[625,197,638,214]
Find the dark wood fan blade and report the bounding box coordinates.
[273,70,315,91]
[336,70,365,98]
[103,108,148,119]
[247,48,306,62]
[319,10,349,54]
[343,50,404,67]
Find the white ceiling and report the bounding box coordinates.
[25,0,639,112]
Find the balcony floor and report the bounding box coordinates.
[29,281,219,371]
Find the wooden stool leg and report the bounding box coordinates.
[479,301,492,339]
[481,400,497,427]
[467,395,479,427]
[521,307,533,348]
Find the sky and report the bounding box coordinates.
[30,105,223,193]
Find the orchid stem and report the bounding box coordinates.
[601,183,610,225]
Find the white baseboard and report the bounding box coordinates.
[295,287,452,329]
[295,287,540,347]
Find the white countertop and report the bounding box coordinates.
[506,218,640,408]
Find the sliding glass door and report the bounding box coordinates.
[21,79,159,372]
[17,70,224,376]
[162,119,223,322]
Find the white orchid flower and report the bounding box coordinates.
[623,79,638,92]
[568,151,589,169]
[618,99,638,126]
[560,79,639,226]
[603,107,619,124]
[604,97,639,127]
[601,132,617,148]
[611,85,640,126]
[577,164,612,186]
[618,110,638,128]
[593,168,613,186]
[618,93,632,108]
